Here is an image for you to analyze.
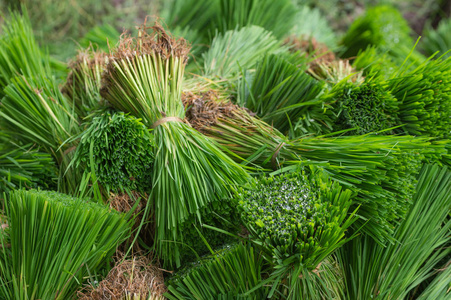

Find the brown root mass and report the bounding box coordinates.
[62,46,107,96]
[109,191,152,252]
[182,90,241,132]
[77,252,166,300]
[182,89,258,133]
[108,20,190,64]
[284,36,363,84]
[285,36,336,69]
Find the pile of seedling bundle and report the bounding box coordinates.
[0,1,451,299]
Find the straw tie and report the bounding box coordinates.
[151,117,184,128]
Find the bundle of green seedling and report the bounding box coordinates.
[166,243,269,299]
[340,5,424,67]
[100,23,250,267]
[387,55,451,138]
[234,168,356,298]
[322,76,400,135]
[62,46,108,120]
[338,164,451,299]
[163,0,297,47]
[0,189,132,299]
[0,133,56,193]
[352,46,400,80]
[176,198,242,263]
[0,10,53,95]
[201,25,284,79]
[71,112,154,196]
[421,18,451,60]
[0,12,82,194]
[237,53,330,136]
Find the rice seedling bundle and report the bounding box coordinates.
[62,47,108,119]
[323,76,399,135]
[100,24,250,267]
[202,26,282,78]
[164,0,296,44]
[340,5,424,65]
[388,55,451,138]
[0,133,55,193]
[0,10,51,95]
[0,73,81,193]
[72,112,154,194]
[338,164,451,299]
[237,53,329,135]
[0,11,82,193]
[183,90,289,168]
[235,169,355,298]
[166,243,268,299]
[0,189,132,299]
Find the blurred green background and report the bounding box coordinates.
[0,0,450,61]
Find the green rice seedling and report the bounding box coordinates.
[183,89,290,169]
[0,133,56,193]
[79,24,120,52]
[202,26,282,78]
[323,76,399,135]
[160,0,218,42]
[166,243,269,299]
[177,198,241,263]
[0,189,132,300]
[421,18,451,59]
[289,5,336,49]
[72,112,154,194]
[210,0,296,40]
[337,164,451,299]
[0,73,81,193]
[415,257,451,299]
[286,134,436,242]
[352,46,400,79]
[235,168,356,298]
[163,0,296,43]
[387,54,451,138]
[0,10,52,96]
[340,5,423,65]
[237,53,329,136]
[101,23,251,267]
[62,46,108,120]
[169,26,205,62]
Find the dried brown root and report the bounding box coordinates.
[182,90,256,133]
[284,36,364,84]
[109,191,151,253]
[62,45,107,97]
[284,36,336,69]
[107,19,190,64]
[77,252,166,300]
[182,90,234,131]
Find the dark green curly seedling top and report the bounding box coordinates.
[236,169,356,271]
